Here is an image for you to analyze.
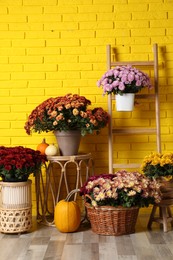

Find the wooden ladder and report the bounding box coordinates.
[107,44,161,173]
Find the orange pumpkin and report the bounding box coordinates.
[54,190,81,233]
[36,138,49,155]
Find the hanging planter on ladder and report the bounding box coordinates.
[97,64,152,112]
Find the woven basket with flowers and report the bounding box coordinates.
[80,170,161,236]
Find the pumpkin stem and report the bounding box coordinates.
[65,189,80,202]
[42,138,46,143]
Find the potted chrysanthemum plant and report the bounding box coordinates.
[0,146,46,233]
[24,93,109,156]
[80,170,161,236]
[97,65,152,111]
[141,152,173,199]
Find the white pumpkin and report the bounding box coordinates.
[45,144,58,156]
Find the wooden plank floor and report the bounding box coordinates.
[0,209,173,260]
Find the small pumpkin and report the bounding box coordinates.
[37,138,49,155]
[45,144,58,156]
[54,189,81,233]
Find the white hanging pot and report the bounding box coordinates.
[115,93,135,111]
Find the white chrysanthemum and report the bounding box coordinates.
[91,200,97,207]
[128,190,136,196]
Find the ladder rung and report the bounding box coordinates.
[113,163,141,169]
[111,94,155,100]
[135,94,155,99]
[112,128,157,134]
[110,61,154,67]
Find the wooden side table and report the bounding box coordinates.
[35,153,94,226]
[147,199,173,232]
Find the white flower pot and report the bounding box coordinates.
[0,180,32,209]
[116,93,135,112]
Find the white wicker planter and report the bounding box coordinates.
[0,180,32,233]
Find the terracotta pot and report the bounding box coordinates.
[54,130,81,156]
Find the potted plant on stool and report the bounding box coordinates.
[141,152,173,198]
[0,146,46,233]
[24,93,109,156]
[141,152,173,232]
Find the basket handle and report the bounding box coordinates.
[84,194,93,202]
[84,194,96,209]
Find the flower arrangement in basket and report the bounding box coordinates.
[97,65,152,96]
[0,146,46,182]
[141,152,173,199]
[80,171,161,235]
[24,93,109,137]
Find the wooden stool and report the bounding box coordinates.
[147,199,173,232]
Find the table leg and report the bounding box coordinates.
[147,205,157,230]
[161,206,168,232]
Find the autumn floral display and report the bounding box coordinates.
[0,146,46,182]
[24,94,109,136]
[80,171,161,208]
[141,152,173,178]
[97,65,152,95]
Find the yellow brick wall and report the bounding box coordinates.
[0,0,173,215]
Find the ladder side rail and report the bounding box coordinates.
[153,43,161,153]
[107,45,113,173]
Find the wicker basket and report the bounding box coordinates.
[85,201,139,236]
[0,207,32,233]
[0,180,32,233]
